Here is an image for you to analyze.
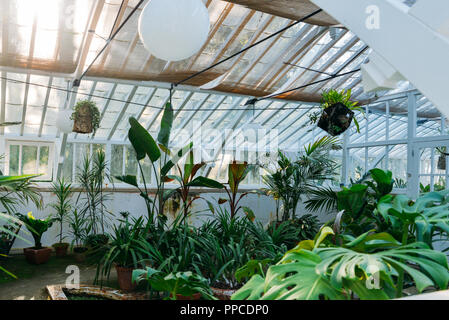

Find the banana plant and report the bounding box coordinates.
[232,227,449,300]
[164,150,224,222]
[116,103,194,227]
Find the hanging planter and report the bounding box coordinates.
[313,89,364,137]
[317,102,355,136]
[437,147,448,171]
[71,100,100,134]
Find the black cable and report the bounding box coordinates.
[257,68,361,102]
[75,0,145,86]
[174,9,324,87]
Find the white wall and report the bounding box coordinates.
[10,189,332,250]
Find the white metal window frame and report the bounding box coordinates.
[4,139,55,181]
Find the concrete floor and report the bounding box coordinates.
[0,254,116,300]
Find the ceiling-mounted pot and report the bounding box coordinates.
[317,102,354,136]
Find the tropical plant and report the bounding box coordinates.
[261,137,340,222]
[218,161,254,219]
[164,151,224,222]
[94,215,151,286]
[116,103,196,228]
[71,100,101,134]
[0,174,43,215]
[0,213,30,278]
[232,227,449,300]
[132,267,215,300]
[49,178,73,244]
[67,209,89,249]
[17,212,54,249]
[321,89,363,133]
[76,149,113,235]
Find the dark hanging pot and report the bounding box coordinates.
[317,102,354,136]
[438,155,446,171]
[72,102,93,134]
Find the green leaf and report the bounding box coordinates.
[160,142,193,177]
[128,117,160,162]
[186,176,224,189]
[115,175,138,187]
[157,102,174,148]
[242,207,255,222]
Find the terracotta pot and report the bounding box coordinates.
[73,247,88,263]
[170,293,202,300]
[211,287,236,300]
[23,247,52,265]
[115,265,137,292]
[53,243,69,258]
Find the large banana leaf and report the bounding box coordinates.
[128,117,160,162]
[157,103,174,149]
[186,176,224,189]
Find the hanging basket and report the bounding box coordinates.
[317,102,354,136]
[438,155,446,171]
[72,102,94,134]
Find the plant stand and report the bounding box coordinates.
[317,102,354,136]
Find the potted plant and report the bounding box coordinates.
[94,215,151,292]
[71,100,100,134]
[18,212,54,265]
[132,267,215,300]
[50,178,73,257]
[68,209,89,262]
[313,89,364,136]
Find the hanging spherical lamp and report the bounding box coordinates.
[56,109,74,133]
[138,0,210,62]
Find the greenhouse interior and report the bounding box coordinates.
[0,0,449,303]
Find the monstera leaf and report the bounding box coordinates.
[377,191,449,247]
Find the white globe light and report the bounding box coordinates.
[138,0,210,62]
[56,109,74,133]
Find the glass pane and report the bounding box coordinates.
[125,146,138,176]
[21,146,38,174]
[9,145,20,175]
[111,145,124,181]
[39,146,50,176]
[62,143,73,182]
[140,157,152,185]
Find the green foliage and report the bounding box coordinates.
[232,228,449,300]
[50,178,73,244]
[17,212,53,249]
[71,100,101,134]
[94,216,151,286]
[261,137,340,221]
[132,267,215,300]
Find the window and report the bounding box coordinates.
[5,140,54,180]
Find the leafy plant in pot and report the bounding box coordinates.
[50,178,73,257]
[18,212,54,265]
[67,209,89,262]
[71,100,101,134]
[132,267,215,300]
[94,215,151,292]
[314,89,364,136]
